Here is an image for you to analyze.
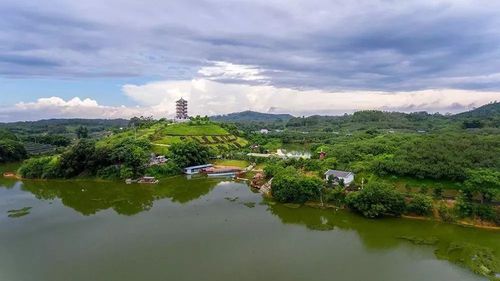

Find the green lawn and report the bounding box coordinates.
[162,123,229,136]
[213,159,249,168]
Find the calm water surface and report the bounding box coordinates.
[0,175,498,281]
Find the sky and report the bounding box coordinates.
[1,0,500,121]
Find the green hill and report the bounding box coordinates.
[99,121,247,154]
[454,102,500,119]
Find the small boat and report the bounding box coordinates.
[125,178,135,184]
[137,176,159,184]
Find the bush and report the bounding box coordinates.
[169,141,212,168]
[437,203,456,223]
[406,194,433,216]
[0,139,27,163]
[146,162,181,177]
[271,167,322,204]
[346,182,406,218]
[323,187,347,206]
[456,197,497,222]
[263,161,285,178]
[18,156,61,179]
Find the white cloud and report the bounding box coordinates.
[1,97,146,121]
[2,80,499,122]
[123,78,500,116]
[197,61,269,82]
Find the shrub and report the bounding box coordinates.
[323,187,347,206]
[456,196,497,222]
[18,156,61,179]
[168,141,212,168]
[146,162,181,177]
[263,161,285,178]
[406,194,433,216]
[0,139,27,163]
[271,167,322,204]
[437,203,456,223]
[433,187,443,199]
[346,182,406,218]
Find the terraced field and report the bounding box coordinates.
[23,142,58,155]
[99,121,248,154]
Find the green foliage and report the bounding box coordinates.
[435,242,500,278]
[375,134,500,181]
[463,169,500,203]
[59,139,97,177]
[18,156,61,179]
[24,134,71,146]
[437,203,456,223]
[76,126,89,139]
[129,116,156,128]
[406,194,433,216]
[346,182,406,218]
[323,187,347,205]
[455,196,497,223]
[263,161,285,178]
[0,139,27,163]
[20,137,152,180]
[146,162,181,177]
[168,141,212,168]
[271,167,322,204]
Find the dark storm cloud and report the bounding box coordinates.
[1,0,500,91]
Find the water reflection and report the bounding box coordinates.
[14,176,220,216]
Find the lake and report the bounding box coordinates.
[0,175,498,281]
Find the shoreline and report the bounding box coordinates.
[3,174,499,231]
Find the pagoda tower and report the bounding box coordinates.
[175,98,188,119]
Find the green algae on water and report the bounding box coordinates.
[7,207,32,218]
[242,202,256,208]
[398,236,439,245]
[435,242,500,280]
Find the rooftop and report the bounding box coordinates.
[324,170,353,178]
[183,164,213,170]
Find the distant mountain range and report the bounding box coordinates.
[210,110,294,123]
[210,102,500,123]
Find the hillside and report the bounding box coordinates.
[453,102,500,118]
[211,111,294,123]
[99,121,247,154]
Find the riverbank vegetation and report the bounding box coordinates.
[15,119,225,180]
[3,102,499,227]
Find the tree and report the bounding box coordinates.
[168,141,212,168]
[406,194,433,216]
[0,139,27,163]
[463,169,500,203]
[271,167,322,203]
[59,139,96,177]
[76,126,89,139]
[346,182,406,218]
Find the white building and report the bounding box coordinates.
[183,164,213,175]
[324,170,355,186]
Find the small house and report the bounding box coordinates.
[324,170,355,186]
[259,129,269,134]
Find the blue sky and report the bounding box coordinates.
[1,0,500,121]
